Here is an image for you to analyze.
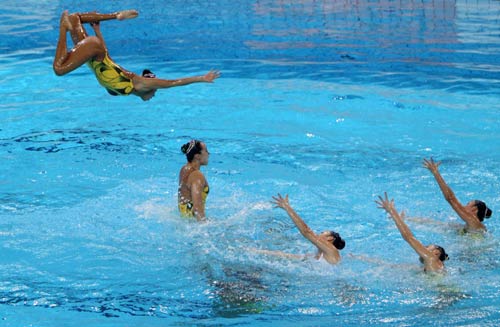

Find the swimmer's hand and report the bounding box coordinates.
[202,70,221,83]
[117,10,139,20]
[375,192,394,212]
[271,193,290,209]
[423,157,441,173]
[376,192,405,220]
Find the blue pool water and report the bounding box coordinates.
[1,0,500,326]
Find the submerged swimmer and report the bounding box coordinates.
[53,10,220,101]
[376,192,448,273]
[178,140,209,221]
[267,194,345,264]
[423,158,492,232]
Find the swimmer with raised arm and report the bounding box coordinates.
[53,10,220,101]
[178,140,210,221]
[376,192,448,273]
[269,194,345,264]
[423,158,492,232]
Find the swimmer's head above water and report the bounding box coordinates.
[142,69,156,78]
[320,230,345,250]
[137,69,158,100]
[468,200,492,222]
[181,139,206,162]
[419,244,449,264]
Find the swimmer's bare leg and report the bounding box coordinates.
[53,11,107,76]
[53,11,74,74]
[77,10,138,23]
[54,11,73,54]
[63,10,137,45]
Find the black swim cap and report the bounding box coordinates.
[474,200,492,221]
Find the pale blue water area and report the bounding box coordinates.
[1,0,499,326]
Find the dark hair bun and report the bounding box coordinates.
[334,237,345,250]
[475,200,492,221]
[436,245,449,262]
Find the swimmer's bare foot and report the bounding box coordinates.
[117,9,138,20]
[61,10,73,31]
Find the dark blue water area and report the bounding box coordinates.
[1,0,499,95]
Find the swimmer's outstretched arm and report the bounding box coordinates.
[423,158,462,208]
[133,70,221,91]
[271,194,334,256]
[423,158,475,225]
[272,194,317,242]
[376,193,434,265]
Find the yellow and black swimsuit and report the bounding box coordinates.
[178,185,209,218]
[88,54,134,96]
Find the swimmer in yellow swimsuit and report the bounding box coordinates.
[178,140,210,221]
[87,53,134,96]
[178,185,209,218]
[53,10,220,101]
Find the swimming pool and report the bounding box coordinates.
[1,0,499,325]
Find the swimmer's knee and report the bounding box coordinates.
[84,36,104,46]
[53,64,66,76]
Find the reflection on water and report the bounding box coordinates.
[251,0,459,52]
[209,267,269,317]
[430,284,470,310]
[247,0,498,92]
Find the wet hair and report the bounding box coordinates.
[435,245,449,262]
[142,69,156,78]
[181,140,203,162]
[329,231,345,250]
[474,200,492,222]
